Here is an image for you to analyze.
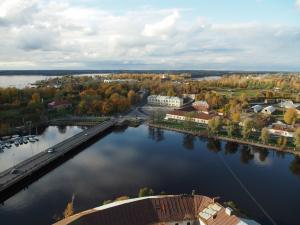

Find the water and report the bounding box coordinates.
[0,125,299,225]
[0,75,55,88]
[0,126,84,173]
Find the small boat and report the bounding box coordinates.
[12,134,20,138]
[5,143,11,148]
[23,139,28,144]
[19,139,23,145]
[28,138,35,143]
[14,140,19,147]
[34,137,39,141]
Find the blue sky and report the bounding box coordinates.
[0,0,300,70]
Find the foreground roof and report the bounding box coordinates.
[54,195,258,225]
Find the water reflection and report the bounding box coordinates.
[0,125,299,225]
[148,127,164,142]
[224,141,239,155]
[183,134,195,150]
[290,157,300,178]
[0,126,83,172]
[240,146,254,164]
[206,138,221,153]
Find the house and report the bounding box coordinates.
[48,100,72,110]
[279,100,300,110]
[251,105,263,113]
[147,95,183,108]
[54,195,261,225]
[261,106,276,114]
[267,121,297,137]
[165,107,216,124]
[192,100,210,114]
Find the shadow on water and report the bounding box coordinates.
[148,127,164,142]
[0,128,113,204]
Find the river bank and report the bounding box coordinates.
[149,122,300,157]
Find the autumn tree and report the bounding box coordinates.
[63,195,75,218]
[284,108,298,125]
[225,120,236,138]
[294,128,300,148]
[31,92,41,103]
[208,116,222,135]
[242,118,254,139]
[260,127,270,144]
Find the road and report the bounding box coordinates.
[0,119,116,195]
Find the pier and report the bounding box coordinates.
[0,119,117,197]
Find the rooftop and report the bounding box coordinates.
[54,195,253,225]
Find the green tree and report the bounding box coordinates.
[138,187,154,197]
[260,127,270,144]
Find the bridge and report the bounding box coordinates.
[0,119,117,198]
[48,117,110,126]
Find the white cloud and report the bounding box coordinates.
[142,10,180,39]
[296,0,300,9]
[0,1,299,70]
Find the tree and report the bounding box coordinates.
[225,120,236,138]
[260,127,270,144]
[63,195,75,218]
[242,118,254,139]
[294,128,300,148]
[277,136,287,148]
[127,90,136,105]
[138,187,154,197]
[208,116,222,135]
[184,112,196,129]
[284,108,298,125]
[31,92,41,103]
[231,112,241,123]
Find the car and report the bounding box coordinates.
[47,148,55,153]
[84,133,89,136]
[10,169,20,174]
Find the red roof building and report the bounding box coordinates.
[54,195,260,225]
[48,100,72,110]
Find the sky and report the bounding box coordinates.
[0,0,300,71]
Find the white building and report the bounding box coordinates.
[262,106,276,114]
[165,110,214,124]
[147,95,183,108]
[279,100,300,109]
[251,105,263,113]
[267,121,296,137]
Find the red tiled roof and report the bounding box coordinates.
[167,109,215,120]
[54,195,240,225]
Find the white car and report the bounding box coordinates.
[47,148,55,153]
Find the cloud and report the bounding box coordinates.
[296,0,300,9]
[142,10,179,39]
[0,1,299,70]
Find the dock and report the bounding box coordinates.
[0,119,117,197]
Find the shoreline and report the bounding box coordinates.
[148,123,300,157]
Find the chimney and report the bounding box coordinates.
[225,207,233,216]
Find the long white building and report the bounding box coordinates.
[147,95,183,107]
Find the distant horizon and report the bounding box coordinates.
[0,0,300,70]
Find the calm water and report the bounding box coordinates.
[0,75,54,88]
[0,125,299,225]
[0,126,84,173]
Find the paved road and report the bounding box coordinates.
[0,119,116,194]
